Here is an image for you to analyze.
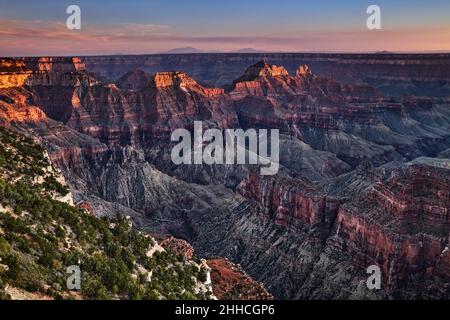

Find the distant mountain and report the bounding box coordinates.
[374,50,396,54]
[234,48,269,53]
[160,47,204,54]
[160,47,269,54]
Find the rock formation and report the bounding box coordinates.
[0,55,449,299]
[207,258,273,300]
[79,53,450,96]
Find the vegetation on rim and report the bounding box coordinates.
[0,126,211,300]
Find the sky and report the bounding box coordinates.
[0,0,450,56]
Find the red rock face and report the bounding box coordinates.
[0,59,33,88]
[2,58,238,146]
[158,236,195,261]
[35,57,86,72]
[330,164,450,289]
[238,171,340,232]
[0,87,46,125]
[76,201,95,216]
[237,163,450,296]
[229,61,300,99]
[230,61,385,131]
[207,258,273,300]
[144,71,233,127]
[1,58,444,164]
[368,166,449,224]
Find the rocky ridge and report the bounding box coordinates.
[79,53,450,96]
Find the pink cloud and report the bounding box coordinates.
[0,19,449,56]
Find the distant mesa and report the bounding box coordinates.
[160,47,205,54]
[234,48,269,53]
[159,47,269,54]
[375,50,396,54]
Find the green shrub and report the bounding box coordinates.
[0,127,211,300]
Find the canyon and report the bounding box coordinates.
[0,54,449,299]
[79,53,450,97]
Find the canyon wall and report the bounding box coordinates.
[79,53,450,97]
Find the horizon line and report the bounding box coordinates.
[3,50,450,58]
